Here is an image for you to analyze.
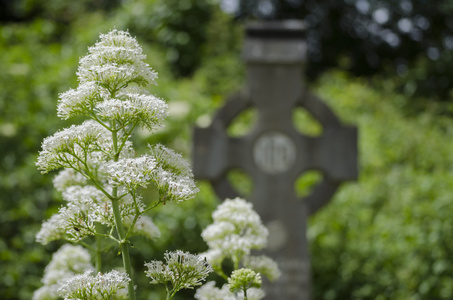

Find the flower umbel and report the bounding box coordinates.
[228,268,262,294]
[145,250,213,299]
[58,270,130,300]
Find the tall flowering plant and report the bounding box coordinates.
[196,198,281,300]
[34,30,211,300]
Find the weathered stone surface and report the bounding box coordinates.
[192,20,358,300]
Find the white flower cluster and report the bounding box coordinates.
[201,198,268,261]
[36,120,110,173]
[53,168,88,192]
[194,281,265,300]
[56,29,167,135]
[242,255,281,282]
[58,270,130,300]
[33,245,94,300]
[149,144,199,202]
[36,186,106,244]
[144,250,213,292]
[228,268,262,294]
[96,92,168,131]
[123,215,161,240]
[36,185,142,244]
[57,82,108,120]
[103,144,199,202]
[103,155,156,190]
[198,198,281,299]
[77,29,157,89]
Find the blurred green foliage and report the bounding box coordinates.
[310,72,453,300]
[1,1,453,300]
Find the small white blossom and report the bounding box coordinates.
[33,245,94,300]
[32,286,54,300]
[228,268,262,293]
[36,213,67,245]
[239,287,265,300]
[123,215,161,240]
[58,270,130,300]
[242,255,281,282]
[36,185,137,244]
[57,82,108,119]
[195,281,235,300]
[198,249,224,268]
[36,120,110,173]
[53,168,88,192]
[96,93,168,130]
[145,250,213,292]
[103,155,156,190]
[77,30,157,88]
[201,198,268,260]
[149,144,199,202]
[195,281,265,300]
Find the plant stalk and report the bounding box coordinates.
[95,223,103,273]
[111,126,136,300]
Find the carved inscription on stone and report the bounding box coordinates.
[253,131,296,174]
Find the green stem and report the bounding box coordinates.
[243,287,248,300]
[112,197,135,300]
[214,265,229,281]
[95,223,103,273]
[165,284,171,300]
[111,127,136,300]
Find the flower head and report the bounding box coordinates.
[149,144,199,203]
[36,120,110,173]
[103,155,156,191]
[53,168,88,192]
[57,82,108,120]
[242,255,281,282]
[145,250,213,292]
[228,268,262,293]
[96,92,168,131]
[201,198,268,261]
[58,270,130,300]
[195,281,265,300]
[33,245,94,300]
[77,30,157,89]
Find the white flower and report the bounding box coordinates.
[53,168,88,192]
[195,282,265,300]
[36,120,110,173]
[149,144,199,202]
[145,250,213,291]
[123,215,161,240]
[43,245,94,286]
[228,268,262,293]
[195,281,235,300]
[239,287,265,300]
[198,249,224,268]
[58,270,130,300]
[32,286,54,300]
[103,155,156,190]
[36,185,138,244]
[33,245,94,300]
[57,82,108,119]
[242,255,281,282]
[77,30,157,89]
[96,93,168,131]
[201,198,268,259]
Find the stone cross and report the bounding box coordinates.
[192,21,358,300]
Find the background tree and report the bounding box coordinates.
[234,0,453,101]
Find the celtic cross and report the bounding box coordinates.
[192,21,358,300]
